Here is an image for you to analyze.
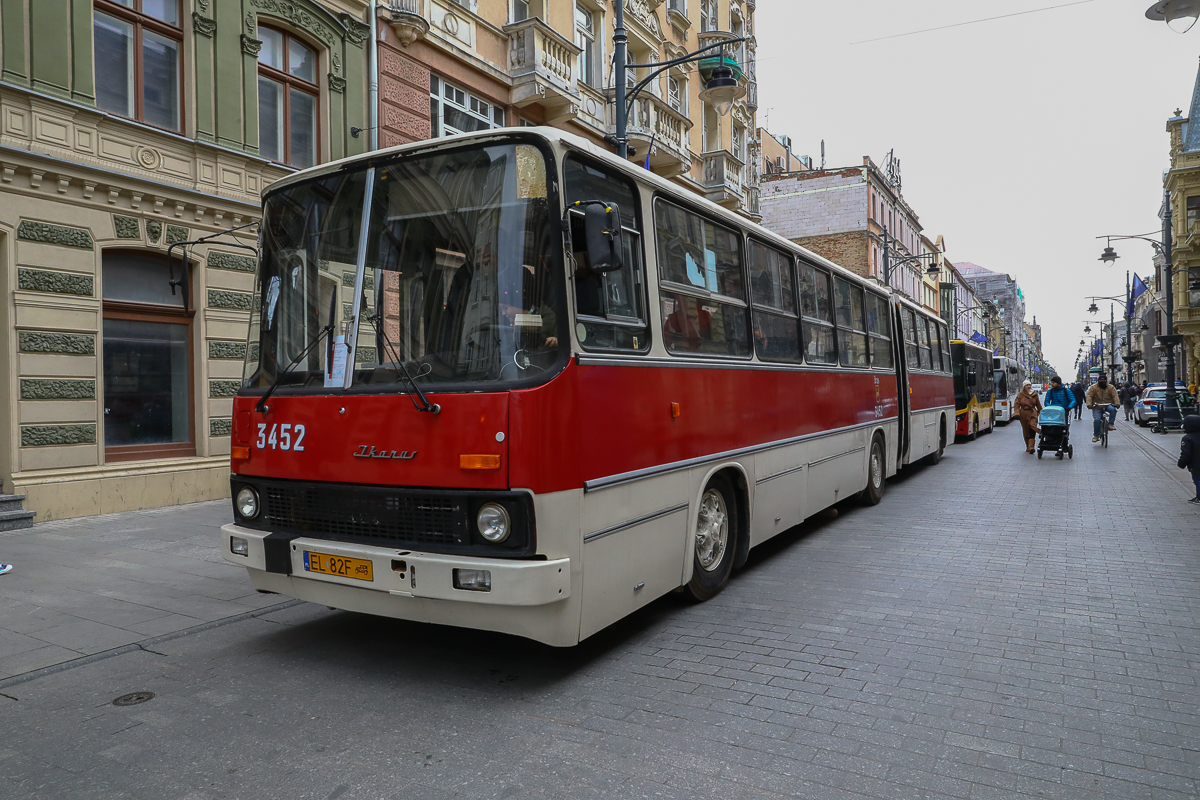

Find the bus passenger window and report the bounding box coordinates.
[798,262,836,364]
[940,324,951,372]
[748,240,800,363]
[917,316,933,370]
[865,292,892,369]
[834,278,868,367]
[564,156,648,352]
[903,309,920,368]
[655,199,750,357]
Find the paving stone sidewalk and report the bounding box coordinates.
[0,500,279,679]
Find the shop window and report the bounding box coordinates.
[429,76,505,137]
[102,251,194,461]
[93,0,182,132]
[258,26,319,169]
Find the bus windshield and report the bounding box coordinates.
[243,140,564,392]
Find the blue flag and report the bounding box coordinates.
[969,331,988,344]
[1129,274,1148,316]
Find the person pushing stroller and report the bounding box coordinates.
[1037,376,1077,459]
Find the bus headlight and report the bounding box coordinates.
[236,486,260,520]
[476,503,510,543]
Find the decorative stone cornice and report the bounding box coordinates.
[210,418,233,436]
[193,13,217,38]
[20,379,96,400]
[329,74,346,93]
[208,341,248,360]
[21,424,96,447]
[209,380,241,398]
[17,220,93,249]
[241,34,263,57]
[17,268,94,296]
[18,331,95,355]
[165,225,189,245]
[208,289,253,310]
[356,346,377,363]
[339,13,370,46]
[113,215,140,239]
[249,0,339,48]
[208,251,256,272]
[147,220,163,243]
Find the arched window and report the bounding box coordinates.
[101,250,194,461]
[258,26,319,169]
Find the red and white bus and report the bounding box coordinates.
[220,128,954,646]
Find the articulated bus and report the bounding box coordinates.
[952,341,996,439]
[993,356,1023,424]
[221,128,953,646]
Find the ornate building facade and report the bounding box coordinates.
[377,0,759,218]
[0,0,371,520]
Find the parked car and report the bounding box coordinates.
[1134,385,1195,426]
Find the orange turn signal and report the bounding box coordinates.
[231,446,251,460]
[460,454,501,470]
[670,402,681,418]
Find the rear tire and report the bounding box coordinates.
[684,475,737,602]
[859,437,886,506]
[968,416,978,441]
[925,423,945,466]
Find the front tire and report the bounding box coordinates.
[685,475,737,601]
[925,421,946,465]
[968,416,979,441]
[858,437,886,506]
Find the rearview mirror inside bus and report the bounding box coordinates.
[583,202,623,272]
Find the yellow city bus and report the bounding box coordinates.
[952,341,996,439]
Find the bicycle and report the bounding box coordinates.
[1090,403,1115,448]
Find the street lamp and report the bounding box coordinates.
[1097,211,1182,426]
[881,232,941,288]
[610,5,747,161]
[1146,0,1200,33]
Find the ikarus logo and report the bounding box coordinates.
[353,445,417,460]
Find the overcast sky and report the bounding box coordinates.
[756,0,1199,376]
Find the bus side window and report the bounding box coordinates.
[833,277,868,367]
[564,156,648,352]
[748,240,801,363]
[917,317,933,371]
[940,324,951,372]
[654,199,750,357]
[798,261,837,364]
[903,309,919,368]
[865,292,892,369]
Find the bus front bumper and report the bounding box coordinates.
[220,523,571,607]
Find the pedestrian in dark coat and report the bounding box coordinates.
[1070,382,1085,420]
[1014,380,1042,454]
[1179,415,1200,504]
[1119,383,1136,420]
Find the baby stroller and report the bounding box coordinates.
[1036,405,1073,460]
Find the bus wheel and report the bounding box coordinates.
[685,475,736,601]
[926,421,945,465]
[968,416,979,441]
[858,436,886,506]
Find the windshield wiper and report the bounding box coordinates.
[255,292,337,413]
[362,310,441,414]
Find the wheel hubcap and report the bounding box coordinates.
[695,489,729,571]
[870,448,882,487]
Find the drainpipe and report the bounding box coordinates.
[369,3,380,151]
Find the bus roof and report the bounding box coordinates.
[263,126,947,323]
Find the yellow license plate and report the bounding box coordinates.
[303,550,374,582]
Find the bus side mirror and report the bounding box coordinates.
[583,202,623,272]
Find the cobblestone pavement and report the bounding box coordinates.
[1,419,1198,800]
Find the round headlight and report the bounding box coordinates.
[476,503,510,543]
[236,486,260,520]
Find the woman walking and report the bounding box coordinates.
[1014,379,1042,454]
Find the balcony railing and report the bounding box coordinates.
[504,17,581,113]
[606,89,694,177]
[702,149,746,205]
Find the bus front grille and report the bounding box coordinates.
[262,485,467,547]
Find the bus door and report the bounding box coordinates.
[891,300,911,466]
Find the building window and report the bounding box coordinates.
[667,76,683,112]
[101,250,194,462]
[429,76,505,137]
[700,0,717,31]
[669,0,687,14]
[512,0,542,22]
[1188,196,1200,231]
[93,0,182,132]
[258,26,319,169]
[575,3,598,88]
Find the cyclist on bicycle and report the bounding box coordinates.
[1085,373,1120,443]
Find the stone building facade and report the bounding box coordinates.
[378,0,759,219]
[0,0,371,520]
[1165,93,1200,388]
[956,262,1025,362]
[758,156,930,309]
